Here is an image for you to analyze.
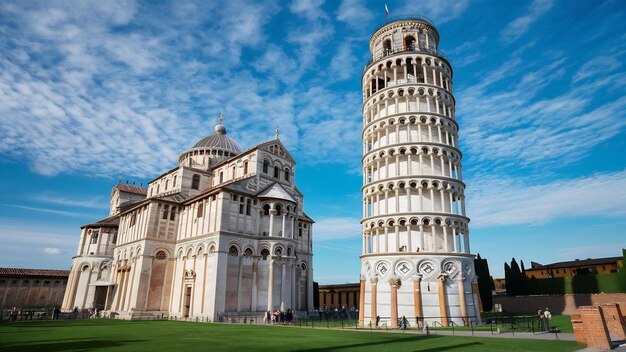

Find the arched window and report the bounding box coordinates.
[228,246,238,257]
[275,204,282,216]
[263,161,269,174]
[243,161,248,175]
[261,249,270,260]
[244,248,253,257]
[263,204,270,216]
[284,168,290,181]
[246,199,251,215]
[162,205,169,219]
[219,171,223,183]
[274,166,279,178]
[170,206,176,221]
[383,39,392,55]
[196,202,204,218]
[275,247,282,256]
[156,185,160,193]
[232,166,236,178]
[173,175,177,187]
[155,251,167,260]
[165,180,169,191]
[91,230,99,244]
[192,175,200,190]
[405,35,416,51]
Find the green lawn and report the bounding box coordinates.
[0,320,583,352]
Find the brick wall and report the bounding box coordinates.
[578,306,612,350]
[601,303,626,340]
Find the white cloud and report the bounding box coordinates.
[0,203,100,218]
[313,217,361,241]
[336,0,373,27]
[458,53,626,170]
[289,0,326,20]
[467,170,626,228]
[30,193,109,210]
[329,40,357,81]
[558,244,626,260]
[395,0,470,24]
[572,55,623,83]
[501,0,553,43]
[42,247,62,255]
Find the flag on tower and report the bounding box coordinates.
[385,4,389,18]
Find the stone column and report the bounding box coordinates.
[358,276,366,327]
[281,214,286,237]
[458,275,468,326]
[251,257,259,311]
[269,207,275,236]
[267,258,274,310]
[412,275,423,328]
[370,277,378,327]
[389,277,401,328]
[437,275,448,326]
[280,260,287,311]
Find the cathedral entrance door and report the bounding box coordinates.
[183,286,192,318]
[93,287,107,310]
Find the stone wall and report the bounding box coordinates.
[493,293,626,315]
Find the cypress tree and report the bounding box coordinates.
[504,262,512,296]
[510,258,522,296]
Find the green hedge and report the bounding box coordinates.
[526,270,626,294]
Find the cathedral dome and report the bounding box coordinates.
[178,116,241,169]
[192,123,241,154]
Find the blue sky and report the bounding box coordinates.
[1,0,625,284]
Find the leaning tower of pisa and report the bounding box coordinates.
[358,17,481,328]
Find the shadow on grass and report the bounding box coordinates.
[296,334,481,352]
[0,339,144,352]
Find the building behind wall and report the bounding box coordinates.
[359,16,480,328]
[62,119,314,320]
[525,256,624,279]
[0,268,69,309]
[318,283,360,309]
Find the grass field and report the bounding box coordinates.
[0,320,583,352]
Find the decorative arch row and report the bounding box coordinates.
[363,54,452,100]
[363,85,454,123]
[362,257,471,282]
[363,113,457,139]
[363,145,463,184]
[361,215,471,255]
[174,240,306,267]
[362,180,467,218]
[363,177,465,196]
[363,114,458,152]
[262,156,292,182]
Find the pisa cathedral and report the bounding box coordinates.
[358,17,481,327]
[61,119,314,320]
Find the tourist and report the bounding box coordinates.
[376,315,380,327]
[402,315,408,330]
[537,309,544,331]
[543,307,552,331]
[264,310,271,324]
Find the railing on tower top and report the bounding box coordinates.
[363,45,450,72]
[371,15,437,35]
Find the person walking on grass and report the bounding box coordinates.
[402,315,408,330]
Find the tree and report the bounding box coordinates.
[510,258,522,296]
[504,262,512,296]
[474,253,493,311]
